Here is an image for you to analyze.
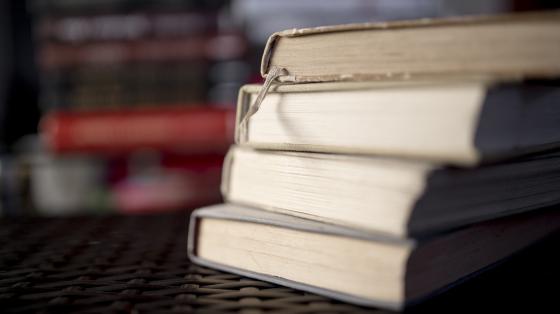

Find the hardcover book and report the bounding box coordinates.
[236,80,560,165]
[222,146,560,237]
[260,11,560,83]
[188,203,560,310]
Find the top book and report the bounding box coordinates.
[261,11,560,83]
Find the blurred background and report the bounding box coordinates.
[0,0,557,217]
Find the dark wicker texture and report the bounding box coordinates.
[0,212,557,313]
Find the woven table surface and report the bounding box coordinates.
[0,211,557,313]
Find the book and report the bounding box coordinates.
[188,203,560,310]
[42,82,208,110]
[29,0,219,16]
[41,106,235,155]
[38,33,246,69]
[222,146,560,237]
[37,11,218,43]
[236,80,560,165]
[260,11,560,83]
[40,63,208,110]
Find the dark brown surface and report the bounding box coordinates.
[0,211,557,313]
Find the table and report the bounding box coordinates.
[0,211,557,313]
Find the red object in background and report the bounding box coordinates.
[41,106,235,155]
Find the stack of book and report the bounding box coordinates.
[188,11,560,310]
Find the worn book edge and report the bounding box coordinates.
[187,204,414,310]
[220,148,234,197]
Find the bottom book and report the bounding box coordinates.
[187,203,560,310]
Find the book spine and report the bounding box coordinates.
[37,11,218,43]
[29,0,208,16]
[220,147,235,198]
[41,82,207,110]
[41,107,235,155]
[38,62,209,111]
[38,34,247,69]
[234,85,251,144]
[260,32,281,77]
